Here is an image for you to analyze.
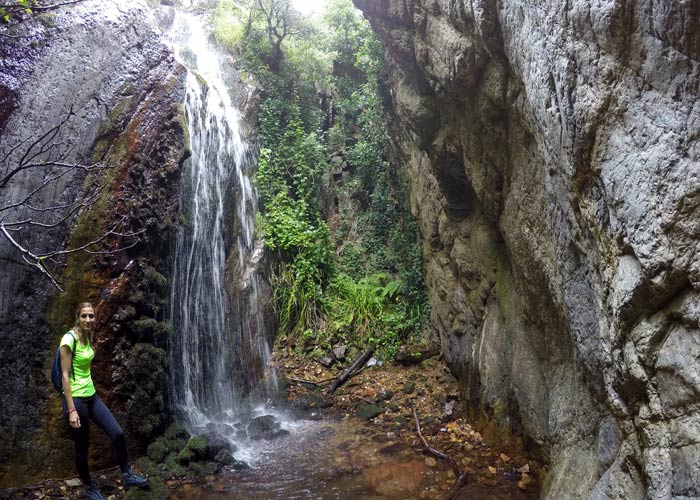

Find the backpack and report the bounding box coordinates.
[51,331,76,393]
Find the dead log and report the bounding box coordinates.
[326,346,375,394]
[413,407,469,499]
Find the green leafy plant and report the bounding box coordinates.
[211,0,429,359]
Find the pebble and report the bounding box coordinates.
[65,479,81,488]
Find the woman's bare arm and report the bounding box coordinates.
[60,345,80,428]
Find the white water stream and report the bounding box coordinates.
[167,10,283,458]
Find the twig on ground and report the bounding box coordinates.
[413,407,469,500]
[287,376,334,387]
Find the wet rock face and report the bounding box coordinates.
[354,0,700,498]
[0,0,187,486]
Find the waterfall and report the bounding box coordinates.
[167,11,277,432]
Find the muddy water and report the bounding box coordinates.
[173,419,449,499]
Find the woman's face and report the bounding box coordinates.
[78,307,95,331]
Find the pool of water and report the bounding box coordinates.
[171,418,449,499]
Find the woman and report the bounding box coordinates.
[60,302,149,500]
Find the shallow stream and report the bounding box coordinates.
[171,418,538,500]
[174,419,441,499]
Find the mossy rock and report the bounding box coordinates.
[142,265,168,291]
[162,453,187,479]
[354,401,382,421]
[133,457,160,478]
[175,446,194,465]
[214,449,236,465]
[123,344,167,439]
[419,358,439,368]
[185,435,208,456]
[146,438,169,463]
[188,461,219,476]
[167,437,188,453]
[176,435,209,465]
[164,421,190,441]
[123,476,167,500]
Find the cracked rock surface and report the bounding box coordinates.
[353,0,700,498]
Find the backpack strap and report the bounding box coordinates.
[68,330,76,381]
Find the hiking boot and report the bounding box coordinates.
[122,467,149,489]
[82,485,106,500]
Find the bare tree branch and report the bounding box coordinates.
[0,164,104,213]
[1,222,64,290]
[412,407,470,500]
[0,109,141,290]
[0,0,85,19]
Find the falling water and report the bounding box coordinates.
[168,11,278,434]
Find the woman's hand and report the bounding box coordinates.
[68,410,80,428]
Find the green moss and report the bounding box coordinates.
[176,435,209,465]
[127,318,170,344]
[164,421,190,441]
[133,456,160,477]
[123,476,167,500]
[184,435,208,456]
[175,446,194,465]
[122,344,168,439]
[193,70,207,89]
[49,97,142,328]
[167,437,188,453]
[92,96,135,161]
[188,461,219,476]
[38,12,56,28]
[147,438,169,463]
[142,265,168,291]
[163,453,187,478]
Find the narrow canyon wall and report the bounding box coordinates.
[0,0,188,485]
[354,0,700,498]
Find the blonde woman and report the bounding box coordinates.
[60,302,149,500]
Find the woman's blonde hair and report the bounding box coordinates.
[74,302,96,344]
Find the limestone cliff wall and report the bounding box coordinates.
[0,1,188,485]
[354,1,700,498]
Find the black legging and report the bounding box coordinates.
[61,394,128,485]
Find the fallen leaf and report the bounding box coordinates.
[499,453,511,462]
[488,466,497,475]
[521,472,532,485]
[425,457,438,467]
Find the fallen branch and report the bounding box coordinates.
[413,407,469,500]
[287,376,334,387]
[326,346,374,395]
